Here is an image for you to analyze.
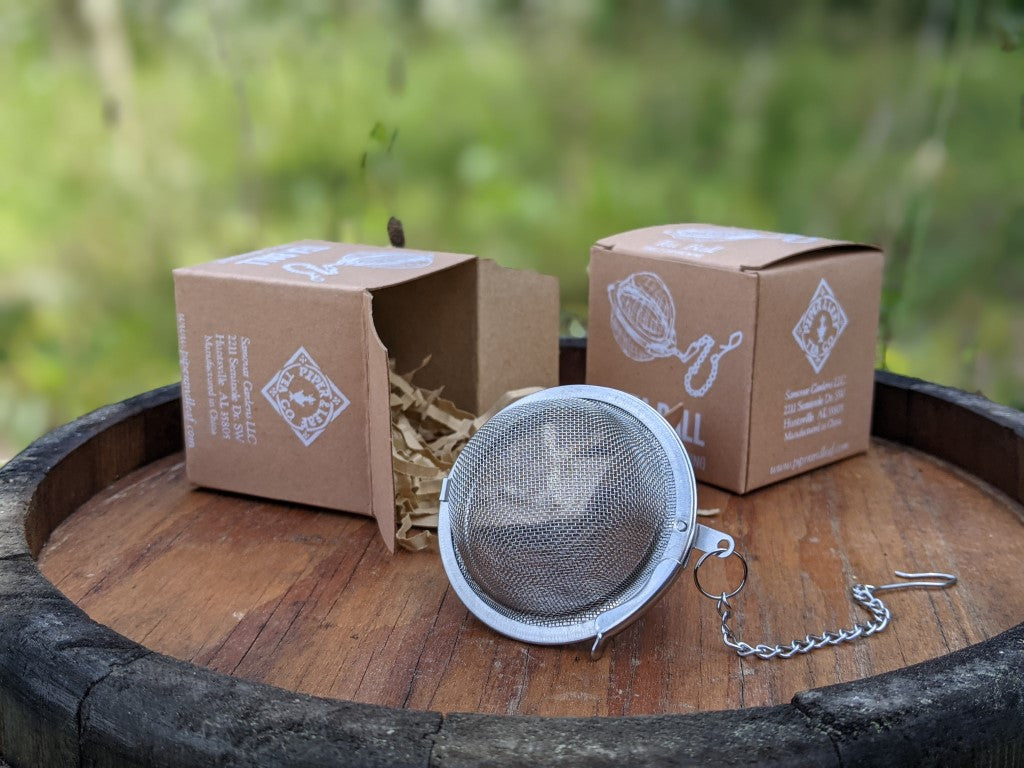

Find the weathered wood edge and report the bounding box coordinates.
[0,348,1020,767]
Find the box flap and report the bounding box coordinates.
[364,291,399,552]
[596,224,878,271]
[475,259,560,412]
[176,240,476,290]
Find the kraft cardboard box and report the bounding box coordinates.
[174,240,559,550]
[587,224,884,493]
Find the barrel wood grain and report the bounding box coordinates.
[37,437,1023,717]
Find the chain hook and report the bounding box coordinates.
[697,561,959,660]
[872,571,957,592]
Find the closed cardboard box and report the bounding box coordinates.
[587,224,883,493]
[174,241,559,549]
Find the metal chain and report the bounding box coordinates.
[714,584,891,660]
[693,548,957,661]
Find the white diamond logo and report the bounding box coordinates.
[792,279,848,374]
[261,347,350,446]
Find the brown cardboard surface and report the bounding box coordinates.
[596,223,859,271]
[174,241,558,550]
[200,240,475,290]
[366,299,398,550]
[476,259,561,412]
[587,224,883,493]
[587,248,757,490]
[174,274,373,512]
[370,261,479,411]
[746,251,884,490]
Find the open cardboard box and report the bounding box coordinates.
[174,241,559,550]
[587,224,883,494]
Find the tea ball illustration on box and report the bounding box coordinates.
[608,272,743,398]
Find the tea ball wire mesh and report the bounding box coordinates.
[438,385,698,647]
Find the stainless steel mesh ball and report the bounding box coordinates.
[439,385,728,654]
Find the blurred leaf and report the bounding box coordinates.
[993,16,1020,51]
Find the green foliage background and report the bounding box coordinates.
[1,0,1022,461]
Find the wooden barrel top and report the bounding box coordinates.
[37,440,1022,717]
[1,340,1023,766]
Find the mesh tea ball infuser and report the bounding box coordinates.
[438,385,957,661]
[607,272,743,398]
